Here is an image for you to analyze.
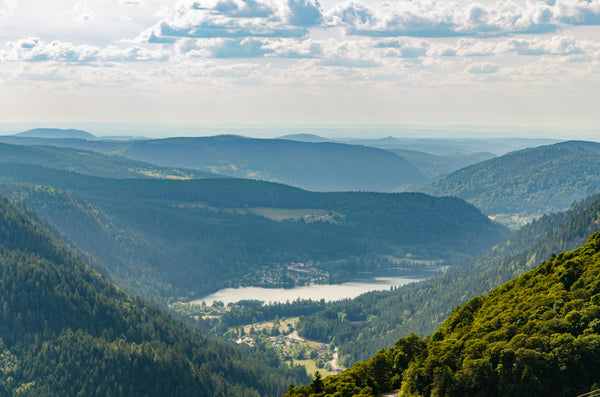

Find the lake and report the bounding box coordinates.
[193,267,444,305]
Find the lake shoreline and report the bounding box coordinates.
[193,267,445,306]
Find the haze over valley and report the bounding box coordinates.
[3,0,600,394]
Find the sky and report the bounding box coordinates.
[1,0,600,136]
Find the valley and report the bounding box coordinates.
[5,0,600,393]
[1,128,600,396]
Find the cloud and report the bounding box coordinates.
[209,0,275,18]
[288,0,323,27]
[209,38,270,57]
[71,3,96,22]
[467,61,500,74]
[181,37,322,58]
[1,38,168,63]
[327,0,600,38]
[0,0,17,15]
[136,0,314,42]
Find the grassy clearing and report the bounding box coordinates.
[293,359,333,377]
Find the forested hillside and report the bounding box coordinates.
[0,142,215,179]
[285,232,600,397]
[423,145,600,216]
[0,133,428,191]
[120,135,428,191]
[389,149,494,179]
[294,192,600,366]
[0,163,508,300]
[0,196,309,396]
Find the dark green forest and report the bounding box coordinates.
[424,144,600,216]
[0,196,310,396]
[0,163,508,299]
[285,232,600,396]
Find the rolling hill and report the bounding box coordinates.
[285,231,600,397]
[119,135,428,191]
[0,163,509,300]
[0,142,216,179]
[0,134,428,192]
[423,144,600,216]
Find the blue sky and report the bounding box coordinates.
[1,0,599,133]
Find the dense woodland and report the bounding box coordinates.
[424,144,600,216]
[285,232,600,396]
[0,196,310,396]
[0,163,508,300]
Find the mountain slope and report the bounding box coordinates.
[0,196,309,396]
[286,232,600,397]
[0,142,215,179]
[423,145,600,216]
[120,135,427,191]
[0,163,509,299]
[388,148,494,179]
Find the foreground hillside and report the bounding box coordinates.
[0,163,508,299]
[0,197,309,395]
[286,232,600,396]
[423,144,600,216]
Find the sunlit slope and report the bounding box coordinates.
[286,231,600,396]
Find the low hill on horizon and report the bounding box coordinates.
[16,127,96,139]
[278,133,331,142]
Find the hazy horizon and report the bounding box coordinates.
[0,122,598,141]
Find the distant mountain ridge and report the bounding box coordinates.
[120,135,428,191]
[16,128,96,139]
[278,133,331,142]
